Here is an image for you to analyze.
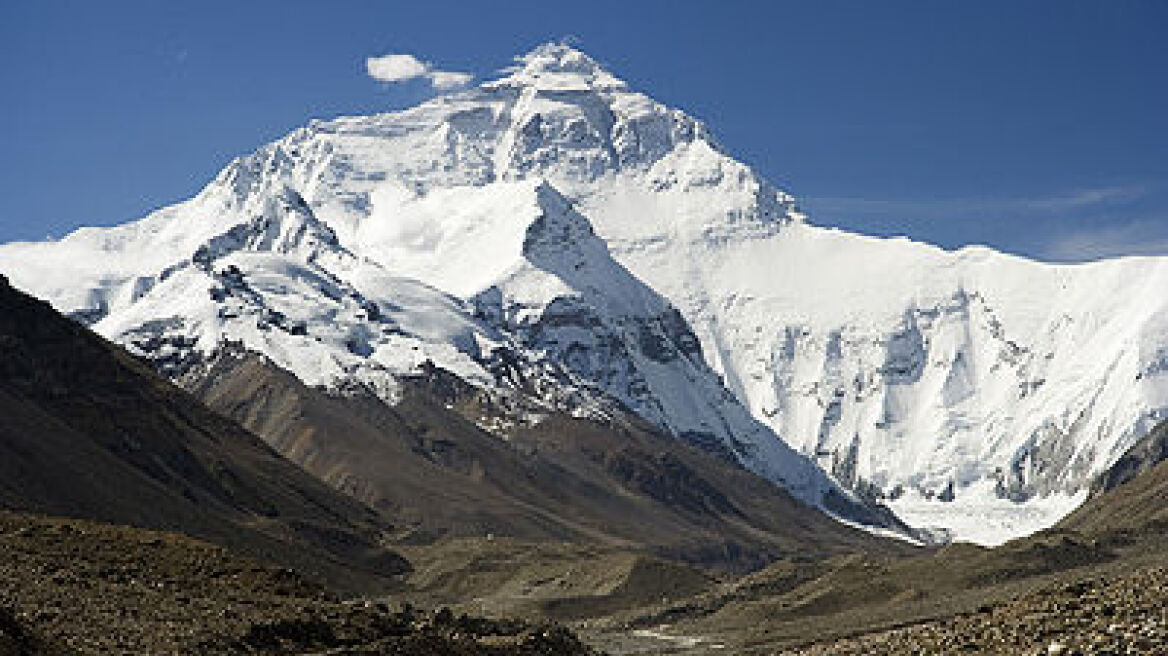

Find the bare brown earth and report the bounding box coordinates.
[775,566,1168,656]
[396,537,719,622]
[0,510,599,656]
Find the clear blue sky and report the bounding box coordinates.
[3,0,1166,260]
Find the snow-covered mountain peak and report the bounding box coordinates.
[11,43,1168,544]
[196,185,345,262]
[488,42,627,92]
[222,45,804,261]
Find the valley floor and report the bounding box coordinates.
[569,526,1168,655]
[6,504,1168,656]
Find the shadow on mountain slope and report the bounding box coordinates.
[0,274,406,594]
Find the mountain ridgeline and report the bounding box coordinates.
[2,43,1168,546]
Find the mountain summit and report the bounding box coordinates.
[490,42,629,91]
[2,43,1167,543]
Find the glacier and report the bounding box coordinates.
[3,42,1167,544]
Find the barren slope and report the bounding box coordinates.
[0,274,406,593]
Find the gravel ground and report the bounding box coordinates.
[0,511,599,655]
[778,567,1168,656]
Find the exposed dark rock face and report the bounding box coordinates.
[1060,418,1168,539]
[1089,417,1168,497]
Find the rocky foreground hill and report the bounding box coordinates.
[0,511,597,656]
[779,567,1168,656]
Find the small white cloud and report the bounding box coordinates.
[366,53,429,83]
[365,52,472,90]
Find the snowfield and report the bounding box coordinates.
[3,43,1167,544]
